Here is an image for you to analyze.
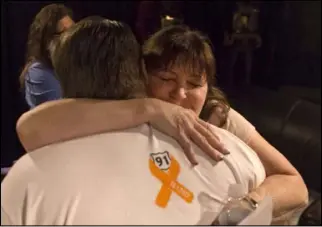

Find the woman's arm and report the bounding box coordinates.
[209,108,308,220]
[246,132,308,221]
[17,98,226,164]
[17,98,151,151]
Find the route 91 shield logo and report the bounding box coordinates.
[150,151,171,171]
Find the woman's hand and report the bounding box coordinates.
[147,99,229,165]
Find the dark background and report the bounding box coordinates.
[1,1,321,167]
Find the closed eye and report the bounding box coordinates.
[188,82,203,88]
[159,77,175,82]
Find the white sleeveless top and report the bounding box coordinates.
[1,124,265,225]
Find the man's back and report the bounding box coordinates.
[1,124,265,225]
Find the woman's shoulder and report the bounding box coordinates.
[28,61,52,71]
[209,107,256,144]
[26,61,54,80]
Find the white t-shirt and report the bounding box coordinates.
[1,124,265,225]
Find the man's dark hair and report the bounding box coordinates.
[79,15,105,22]
[19,4,73,89]
[50,18,146,100]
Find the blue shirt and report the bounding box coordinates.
[24,61,62,109]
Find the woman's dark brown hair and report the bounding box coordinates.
[19,4,73,89]
[142,25,230,127]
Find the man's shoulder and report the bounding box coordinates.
[27,123,170,161]
[72,124,179,148]
[207,124,258,163]
[206,124,266,187]
[4,153,35,177]
[1,153,39,191]
[1,205,14,225]
[1,154,37,223]
[3,124,156,182]
[208,124,240,142]
[73,123,155,144]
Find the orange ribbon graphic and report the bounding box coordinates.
[149,155,194,208]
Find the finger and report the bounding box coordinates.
[177,121,198,166]
[195,121,230,155]
[182,114,224,161]
[197,120,230,155]
[198,119,221,141]
[186,123,224,162]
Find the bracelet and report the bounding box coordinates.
[242,195,259,210]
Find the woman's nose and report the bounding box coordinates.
[170,87,187,104]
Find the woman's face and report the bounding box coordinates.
[56,16,74,34]
[148,66,208,115]
[48,16,75,60]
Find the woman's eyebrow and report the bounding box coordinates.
[163,70,178,77]
[189,72,205,80]
[190,73,201,78]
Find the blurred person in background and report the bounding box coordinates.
[160,1,184,28]
[224,1,262,86]
[135,1,184,43]
[20,4,74,109]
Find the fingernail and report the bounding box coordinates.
[217,154,225,161]
[219,143,229,155]
[223,148,230,155]
[189,158,198,166]
[191,161,198,167]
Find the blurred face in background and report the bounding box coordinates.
[56,16,74,35]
